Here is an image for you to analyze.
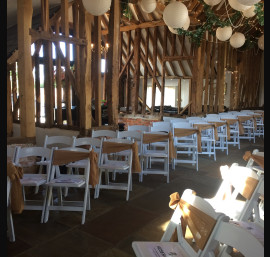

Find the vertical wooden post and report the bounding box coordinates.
[125,31,131,113]
[79,1,92,135]
[7,69,13,136]
[142,28,149,115]
[17,0,36,138]
[203,39,212,114]
[160,25,167,116]
[191,44,199,115]
[132,28,141,114]
[92,16,102,126]
[209,41,216,113]
[151,27,158,114]
[105,0,120,125]
[34,41,41,125]
[11,63,18,120]
[177,79,181,114]
[61,0,72,125]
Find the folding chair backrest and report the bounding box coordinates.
[127,125,150,132]
[7,145,18,163]
[150,122,171,133]
[74,137,102,152]
[91,129,117,139]
[227,165,264,222]
[170,118,189,124]
[172,122,193,129]
[14,146,54,181]
[43,135,76,149]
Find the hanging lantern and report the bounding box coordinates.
[228,0,251,11]
[230,32,246,48]
[140,0,157,13]
[242,5,256,17]
[163,1,189,28]
[237,0,261,6]
[216,26,233,41]
[82,0,111,16]
[258,35,264,50]
[168,26,178,34]
[203,0,223,6]
[181,16,190,30]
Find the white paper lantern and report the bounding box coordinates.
[140,0,157,13]
[163,1,189,28]
[168,26,178,34]
[203,0,223,6]
[82,0,111,16]
[237,0,261,6]
[258,35,264,50]
[216,26,233,41]
[242,5,256,17]
[228,0,251,11]
[181,16,190,30]
[230,32,246,48]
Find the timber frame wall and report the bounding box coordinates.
[7,0,263,138]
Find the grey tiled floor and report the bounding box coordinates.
[7,137,264,257]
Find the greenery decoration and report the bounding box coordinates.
[121,0,133,20]
[174,0,263,49]
[254,2,264,26]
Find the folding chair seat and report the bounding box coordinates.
[91,129,117,139]
[171,122,199,171]
[132,189,264,257]
[95,138,138,201]
[219,114,240,149]
[206,114,220,119]
[140,132,171,183]
[205,164,264,228]
[13,146,54,223]
[43,147,92,224]
[191,121,216,161]
[127,124,150,132]
[205,118,229,155]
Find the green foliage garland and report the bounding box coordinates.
[121,0,132,20]
[254,2,264,26]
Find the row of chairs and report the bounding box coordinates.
[132,161,264,257]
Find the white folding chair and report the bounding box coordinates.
[151,121,172,132]
[219,114,241,149]
[191,121,216,161]
[245,149,264,175]
[171,122,199,171]
[140,132,170,183]
[236,114,256,143]
[43,147,91,224]
[7,176,15,242]
[64,137,102,197]
[95,138,134,201]
[170,118,189,124]
[206,114,220,119]
[132,189,264,257]
[205,164,264,228]
[13,146,54,223]
[127,124,150,132]
[205,118,228,155]
[36,135,76,193]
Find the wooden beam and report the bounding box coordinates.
[177,79,181,114]
[163,55,195,62]
[102,20,166,35]
[203,40,212,113]
[142,28,150,115]
[17,0,36,138]
[119,50,134,80]
[7,69,13,136]
[79,3,92,135]
[132,28,141,114]
[29,29,87,45]
[92,15,102,126]
[105,0,120,125]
